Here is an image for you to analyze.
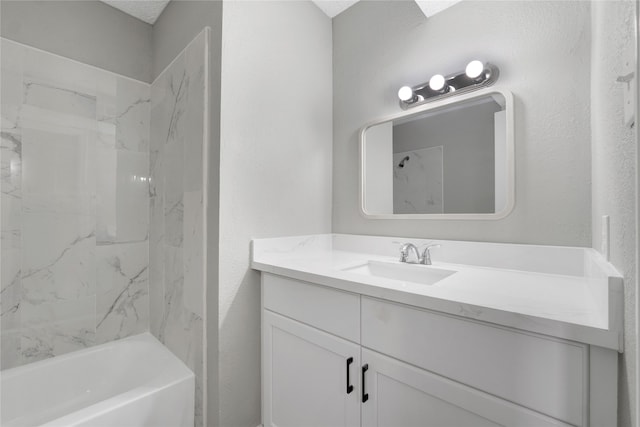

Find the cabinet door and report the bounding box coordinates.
[361,297,586,425]
[361,349,571,427]
[262,310,361,427]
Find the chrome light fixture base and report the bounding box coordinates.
[399,62,500,110]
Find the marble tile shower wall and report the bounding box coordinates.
[149,30,207,427]
[393,147,444,214]
[0,39,150,369]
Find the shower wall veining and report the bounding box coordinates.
[0,29,208,427]
[0,38,151,368]
[149,29,208,427]
[1,0,209,422]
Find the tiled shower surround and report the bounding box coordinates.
[393,147,444,214]
[1,38,151,368]
[1,30,207,426]
[149,31,208,426]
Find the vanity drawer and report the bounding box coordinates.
[262,273,360,343]
[361,297,587,426]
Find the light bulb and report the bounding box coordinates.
[465,60,484,79]
[398,86,414,102]
[428,74,446,91]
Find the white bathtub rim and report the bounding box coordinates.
[4,377,192,427]
[1,332,195,426]
[38,376,194,427]
[1,332,191,379]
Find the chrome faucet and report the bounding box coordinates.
[421,244,441,265]
[399,242,441,265]
[399,243,420,263]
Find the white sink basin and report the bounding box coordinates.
[343,260,456,285]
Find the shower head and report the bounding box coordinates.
[398,156,410,168]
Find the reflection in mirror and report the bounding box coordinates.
[361,91,513,218]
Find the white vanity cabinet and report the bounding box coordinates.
[262,274,362,427]
[261,273,618,427]
[360,349,566,427]
[262,311,361,427]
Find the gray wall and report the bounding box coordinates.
[0,0,152,83]
[393,100,501,213]
[590,2,637,426]
[333,0,592,246]
[151,2,223,425]
[219,2,332,426]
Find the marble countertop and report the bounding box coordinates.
[251,234,624,351]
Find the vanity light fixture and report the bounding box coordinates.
[397,86,418,103]
[398,60,499,109]
[465,60,485,79]
[428,74,447,92]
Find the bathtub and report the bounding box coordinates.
[1,333,194,427]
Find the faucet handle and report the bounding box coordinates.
[420,243,441,265]
[423,243,441,254]
[398,243,410,262]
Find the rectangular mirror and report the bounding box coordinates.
[360,89,514,219]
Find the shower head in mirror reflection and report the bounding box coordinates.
[398,60,499,109]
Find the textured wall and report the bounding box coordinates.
[590,2,637,426]
[219,2,332,425]
[333,0,592,246]
[149,29,208,427]
[1,38,150,369]
[0,0,152,83]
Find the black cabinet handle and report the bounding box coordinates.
[362,364,369,403]
[346,357,354,394]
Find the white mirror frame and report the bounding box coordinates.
[359,88,515,220]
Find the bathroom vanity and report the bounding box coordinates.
[252,234,623,427]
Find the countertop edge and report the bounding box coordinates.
[251,260,622,352]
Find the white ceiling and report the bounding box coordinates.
[100,0,170,25]
[311,0,360,18]
[98,0,463,25]
[414,0,463,18]
[311,0,463,18]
